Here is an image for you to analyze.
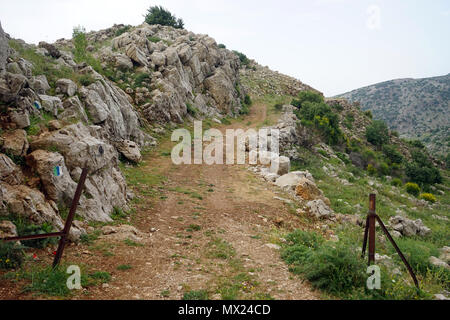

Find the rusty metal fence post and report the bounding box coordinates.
[361,194,419,289]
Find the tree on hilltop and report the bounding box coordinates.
[144,6,184,29]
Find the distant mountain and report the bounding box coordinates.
[336,74,450,156]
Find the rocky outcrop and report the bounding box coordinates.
[85,24,243,123]
[0,182,83,241]
[78,67,152,146]
[388,215,431,237]
[306,199,335,220]
[30,123,128,222]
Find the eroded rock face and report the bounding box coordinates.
[30,123,128,222]
[99,24,243,123]
[56,78,77,97]
[275,171,314,192]
[78,68,151,146]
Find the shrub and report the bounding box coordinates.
[366,120,389,147]
[0,242,25,270]
[297,101,342,145]
[73,26,88,62]
[144,6,184,29]
[300,242,366,294]
[419,193,437,203]
[218,44,226,49]
[391,178,402,187]
[382,145,403,164]
[243,94,252,106]
[233,50,250,66]
[291,90,324,109]
[378,162,390,176]
[274,103,283,111]
[405,152,442,185]
[405,182,420,196]
[367,164,376,175]
[364,110,373,119]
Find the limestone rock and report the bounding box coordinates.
[295,177,323,201]
[0,182,83,241]
[30,123,128,222]
[389,215,431,237]
[38,42,61,58]
[275,171,314,192]
[116,140,142,163]
[26,150,77,205]
[151,51,166,67]
[9,109,30,129]
[0,220,17,238]
[58,95,89,124]
[39,94,63,115]
[429,256,449,270]
[0,72,27,103]
[0,153,24,185]
[29,75,50,94]
[270,156,290,176]
[125,44,147,66]
[306,199,334,220]
[1,129,28,157]
[56,78,77,97]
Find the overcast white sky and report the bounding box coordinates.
[1,0,449,96]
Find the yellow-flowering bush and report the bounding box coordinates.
[419,193,437,203]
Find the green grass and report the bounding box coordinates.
[183,290,208,300]
[123,239,144,247]
[206,238,235,260]
[116,264,133,271]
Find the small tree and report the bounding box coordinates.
[144,6,184,29]
[73,26,87,62]
[366,120,389,148]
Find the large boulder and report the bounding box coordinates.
[203,69,238,113]
[57,95,89,124]
[0,153,23,185]
[0,72,27,103]
[1,129,28,157]
[9,109,30,129]
[38,42,61,59]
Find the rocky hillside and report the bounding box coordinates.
[0,22,247,240]
[337,74,450,156]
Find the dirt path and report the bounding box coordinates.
[1,103,320,300]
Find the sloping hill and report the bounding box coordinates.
[337,74,450,156]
